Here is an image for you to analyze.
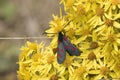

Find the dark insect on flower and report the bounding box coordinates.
[57,32,82,64]
[45,19,82,64]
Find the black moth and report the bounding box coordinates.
[57,32,82,64]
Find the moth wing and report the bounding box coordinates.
[63,36,82,56]
[57,41,66,64]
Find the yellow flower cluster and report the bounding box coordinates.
[18,0,120,80]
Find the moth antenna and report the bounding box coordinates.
[63,19,74,29]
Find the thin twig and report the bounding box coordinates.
[0,37,52,40]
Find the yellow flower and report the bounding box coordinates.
[113,62,120,77]
[103,0,120,10]
[75,4,86,16]
[19,41,44,61]
[66,0,74,7]
[72,67,88,80]
[79,49,103,70]
[94,7,120,34]
[17,71,24,80]
[17,60,32,80]
[87,0,119,30]
[19,71,31,80]
[64,22,76,39]
[38,47,58,77]
[74,24,92,44]
[87,7,105,29]
[17,41,47,79]
[112,50,120,64]
[45,15,66,36]
[50,74,59,80]
[93,59,118,79]
[85,0,98,12]
[60,0,74,10]
[71,59,91,80]
[57,55,75,77]
[26,41,38,50]
[65,28,75,39]
[97,27,120,64]
[49,35,58,48]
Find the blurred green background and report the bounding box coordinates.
[0,0,59,80]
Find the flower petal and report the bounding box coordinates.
[114,13,120,20]
[116,39,120,44]
[113,21,120,28]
